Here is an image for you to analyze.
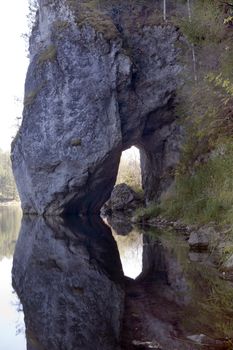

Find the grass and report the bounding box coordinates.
[70,138,82,147]
[53,20,70,32]
[66,0,168,41]
[67,0,119,41]
[145,228,233,343]
[37,45,57,65]
[175,0,225,46]
[24,90,39,107]
[181,263,233,341]
[24,82,47,107]
[134,203,161,222]
[116,148,142,195]
[161,140,233,226]
[132,139,233,229]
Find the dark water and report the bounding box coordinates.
[1,206,233,349]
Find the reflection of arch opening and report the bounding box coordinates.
[113,229,143,279]
[116,146,142,193]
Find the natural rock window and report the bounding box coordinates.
[117,146,141,193]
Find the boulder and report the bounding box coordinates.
[221,254,233,271]
[104,184,143,213]
[188,231,209,251]
[188,226,219,251]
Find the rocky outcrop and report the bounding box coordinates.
[12,215,124,350]
[11,0,181,215]
[102,183,143,214]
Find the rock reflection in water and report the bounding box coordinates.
[104,214,143,279]
[121,227,233,350]
[12,215,124,350]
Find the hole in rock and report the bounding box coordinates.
[116,146,142,192]
[103,146,144,279]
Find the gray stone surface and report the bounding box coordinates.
[103,183,143,213]
[12,215,124,350]
[188,230,209,251]
[188,226,219,251]
[11,0,181,215]
[221,254,233,271]
[106,213,133,235]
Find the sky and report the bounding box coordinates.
[0,258,26,349]
[0,0,29,151]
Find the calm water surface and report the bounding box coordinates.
[1,206,233,349]
[0,205,25,350]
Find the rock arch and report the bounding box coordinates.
[11,0,182,216]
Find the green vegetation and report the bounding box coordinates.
[163,141,233,225]
[67,0,119,40]
[134,203,161,222]
[70,138,82,147]
[117,148,142,193]
[144,228,233,343]
[53,20,70,32]
[24,89,39,107]
[66,0,166,40]
[176,1,225,45]
[24,81,47,107]
[0,149,18,202]
[37,45,57,65]
[136,0,233,228]
[0,206,21,259]
[182,262,233,342]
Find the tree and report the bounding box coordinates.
[163,0,167,21]
[187,0,198,82]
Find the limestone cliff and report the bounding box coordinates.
[11,0,181,215]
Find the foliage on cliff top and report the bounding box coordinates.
[66,0,169,40]
[67,0,119,40]
[176,0,226,45]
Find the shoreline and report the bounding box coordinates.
[0,200,20,207]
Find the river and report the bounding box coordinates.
[0,205,25,350]
[0,206,233,349]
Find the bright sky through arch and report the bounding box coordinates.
[0,0,29,151]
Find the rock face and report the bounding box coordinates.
[12,215,124,350]
[11,0,181,215]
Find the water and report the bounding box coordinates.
[0,205,25,350]
[1,206,233,349]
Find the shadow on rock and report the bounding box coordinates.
[105,213,133,236]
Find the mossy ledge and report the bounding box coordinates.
[37,45,57,65]
[67,0,119,41]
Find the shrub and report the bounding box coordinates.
[176,1,225,45]
[134,203,161,222]
[37,45,57,65]
[162,141,233,225]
